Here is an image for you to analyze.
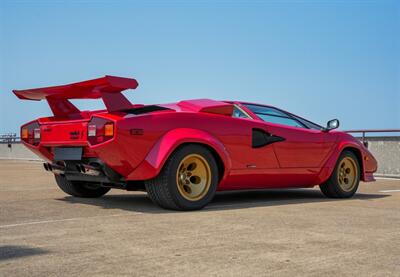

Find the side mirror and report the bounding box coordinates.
[325,119,339,131]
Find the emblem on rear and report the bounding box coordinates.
[70,131,80,140]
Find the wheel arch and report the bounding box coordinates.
[126,128,232,181]
[341,146,364,180]
[172,142,226,182]
[320,141,370,184]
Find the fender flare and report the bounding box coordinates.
[321,140,367,182]
[126,128,232,181]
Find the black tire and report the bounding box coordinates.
[145,144,219,211]
[319,150,360,198]
[55,175,110,198]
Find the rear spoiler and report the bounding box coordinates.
[13,75,138,117]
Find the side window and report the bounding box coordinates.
[244,105,287,117]
[244,104,305,128]
[256,114,304,128]
[290,114,323,130]
[232,106,250,119]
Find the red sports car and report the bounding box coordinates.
[14,76,378,210]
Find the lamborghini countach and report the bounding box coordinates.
[14,76,377,210]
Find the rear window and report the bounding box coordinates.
[123,105,172,115]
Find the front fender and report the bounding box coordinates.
[126,128,232,181]
[321,138,377,183]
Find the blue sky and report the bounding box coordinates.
[1,0,399,134]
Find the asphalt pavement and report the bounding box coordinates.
[0,160,399,276]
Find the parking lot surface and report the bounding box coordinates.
[0,160,399,276]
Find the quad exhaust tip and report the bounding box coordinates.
[43,162,65,175]
[44,162,102,176]
[76,163,102,176]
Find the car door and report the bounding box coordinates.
[241,104,335,169]
[226,105,281,170]
[266,124,332,168]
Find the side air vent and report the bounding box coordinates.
[252,128,285,148]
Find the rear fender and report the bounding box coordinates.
[127,128,231,181]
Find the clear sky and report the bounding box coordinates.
[1,0,399,134]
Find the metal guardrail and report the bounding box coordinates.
[345,129,400,147]
[1,129,399,145]
[0,133,20,144]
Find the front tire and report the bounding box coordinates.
[145,144,219,210]
[55,175,110,198]
[319,150,360,198]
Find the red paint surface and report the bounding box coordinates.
[16,76,377,190]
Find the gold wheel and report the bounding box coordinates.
[176,154,212,201]
[337,157,358,192]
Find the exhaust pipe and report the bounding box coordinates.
[43,162,65,175]
[43,162,103,177]
[76,164,102,176]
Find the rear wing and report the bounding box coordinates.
[13,75,138,117]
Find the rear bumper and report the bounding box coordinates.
[22,137,141,180]
[44,159,124,184]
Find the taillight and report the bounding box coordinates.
[87,117,115,145]
[21,121,40,146]
[21,128,29,139]
[88,124,96,137]
[104,123,114,137]
[34,128,41,139]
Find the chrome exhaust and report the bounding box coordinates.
[43,163,65,175]
[44,162,102,176]
[76,164,102,176]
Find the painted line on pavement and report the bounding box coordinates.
[0,213,141,229]
[375,177,400,181]
[379,189,400,193]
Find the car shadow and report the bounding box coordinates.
[0,245,49,261]
[58,188,389,214]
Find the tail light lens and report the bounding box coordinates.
[34,128,41,139]
[21,128,29,139]
[88,117,115,145]
[88,124,97,137]
[104,123,114,137]
[21,121,40,146]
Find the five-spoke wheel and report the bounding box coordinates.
[337,157,358,192]
[176,154,212,201]
[145,144,219,210]
[320,150,360,198]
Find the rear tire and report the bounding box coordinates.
[55,175,110,198]
[319,150,360,198]
[145,144,219,210]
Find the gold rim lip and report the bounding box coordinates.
[176,154,212,201]
[337,157,358,192]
